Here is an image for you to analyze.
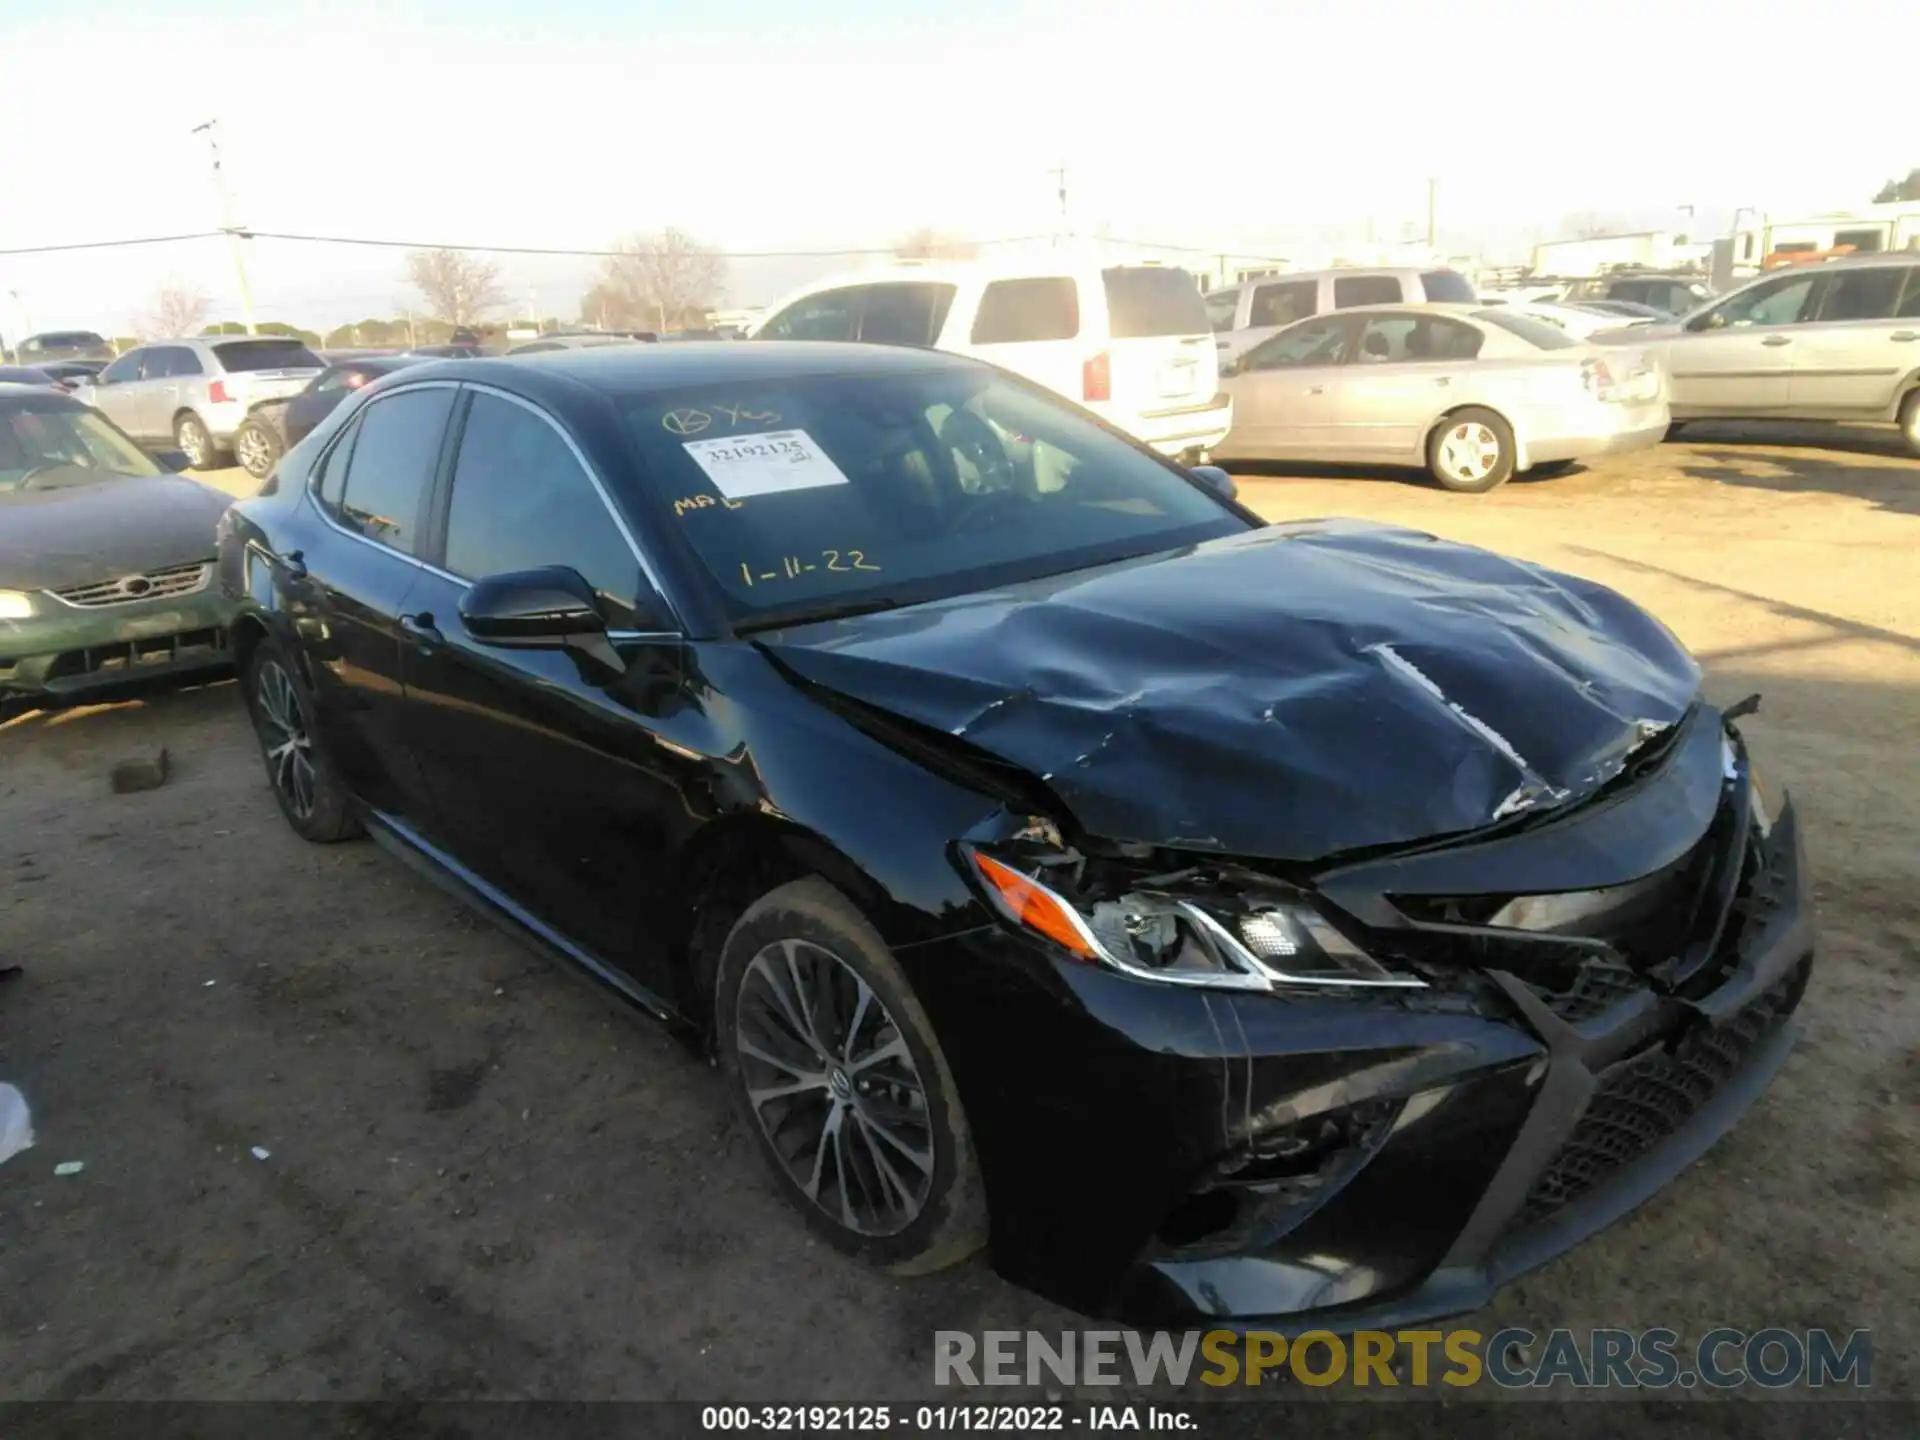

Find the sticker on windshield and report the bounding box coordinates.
[680,429,849,500]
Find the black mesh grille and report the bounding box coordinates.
[1531,958,1646,1023]
[1517,962,1807,1227]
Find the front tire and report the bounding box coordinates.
[715,877,987,1274]
[174,412,227,471]
[233,418,282,480]
[1427,407,1515,493]
[1899,390,1920,459]
[243,636,362,843]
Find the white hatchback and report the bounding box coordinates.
[750,260,1231,460]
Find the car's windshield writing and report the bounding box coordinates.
[0,403,164,496]
[622,370,1247,623]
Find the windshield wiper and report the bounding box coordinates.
[733,595,905,635]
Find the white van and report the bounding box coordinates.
[1206,266,1479,366]
[750,260,1231,460]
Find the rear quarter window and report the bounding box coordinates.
[1101,268,1207,338]
[1333,275,1403,308]
[970,278,1080,344]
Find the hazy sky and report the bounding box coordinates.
[3,0,1912,337]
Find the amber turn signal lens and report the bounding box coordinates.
[971,852,1098,960]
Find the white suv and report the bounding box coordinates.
[750,260,1231,460]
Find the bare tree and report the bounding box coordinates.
[582,228,726,333]
[1560,212,1621,240]
[404,248,504,328]
[142,283,211,339]
[892,227,979,262]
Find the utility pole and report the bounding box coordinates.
[1426,177,1439,249]
[1049,166,1069,246]
[192,119,256,335]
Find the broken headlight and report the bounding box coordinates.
[967,848,1424,992]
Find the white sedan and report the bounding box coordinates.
[1212,303,1669,493]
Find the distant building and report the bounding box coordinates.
[1528,231,1709,278]
[1729,202,1920,273]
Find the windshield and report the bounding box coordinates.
[1102,268,1209,338]
[0,400,164,495]
[622,368,1248,626]
[214,339,324,372]
[1475,310,1582,350]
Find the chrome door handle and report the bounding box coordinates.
[1760,335,1792,347]
[1893,331,1918,342]
[1434,376,1451,386]
[1307,385,1325,395]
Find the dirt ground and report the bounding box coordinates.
[2,423,1916,1421]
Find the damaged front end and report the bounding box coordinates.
[930,702,1813,1328]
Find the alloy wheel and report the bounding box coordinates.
[178,417,211,469]
[254,659,317,820]
[734,938,934,1236]
[236,426,274,476]
[1439,422,1501,484]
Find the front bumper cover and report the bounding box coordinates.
[905,711,1813,1328]
[0,589,236,697]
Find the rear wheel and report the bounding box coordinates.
[243,636,362,843]
[1427,408,1515,493]
[233,418,282,480]
[1899,390,1920,459]
[174,412,227,471]
[715,877,987,1274]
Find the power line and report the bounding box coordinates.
[0,232,219,256]
[239,230,1054,260]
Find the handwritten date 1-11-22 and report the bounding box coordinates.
[740,550,883,586]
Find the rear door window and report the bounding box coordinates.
[1101,267,1207,338]
[1417,269,1477,303]
[758,288,863,342]
[856,283,958,347]
[1333,274,1403,308]
[1247,279,1317,328]
[970,278,1080,343]
[213,339,324,371]
[1816,268,1906,322]
[334,387,455,555]
[1898,269,1920,319]
[1355,314,1483,362]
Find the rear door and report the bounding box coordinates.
[1786,265,1915,415]
[400,386,693,997]
[961,275,1085,403]
[151,345,203,434]
[1097,266,1219,425]
[1329,312,1486,458]
[300,383,457,826]
[1665,270,1823,414]
[1215,315,1354,458]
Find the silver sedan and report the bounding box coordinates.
[1212,303,1669,492]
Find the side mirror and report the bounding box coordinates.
[155,448,192,472]
[1189,464,1238,502]
[460,565,665,672]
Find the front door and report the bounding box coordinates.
[1786,265,1918,415]
[1216,315,1353,458]
[87,349,153,439]
[1666,270,1823,414]
[399,387,696,997]
[298,383,457,825]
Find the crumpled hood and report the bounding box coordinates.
[0,475,230,591]
[759,521,1702,862]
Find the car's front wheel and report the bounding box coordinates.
[715,877,987,1274]
[1899,389,1920,459]
[1428,408,1515,493]
[233,418,282,480]
[174,412,226,471]
[243,636,362,842]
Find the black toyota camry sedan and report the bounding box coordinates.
[216,342,1813,1328]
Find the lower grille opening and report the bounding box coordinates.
[1516,958,1809,1228]
[43,627,227,684]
